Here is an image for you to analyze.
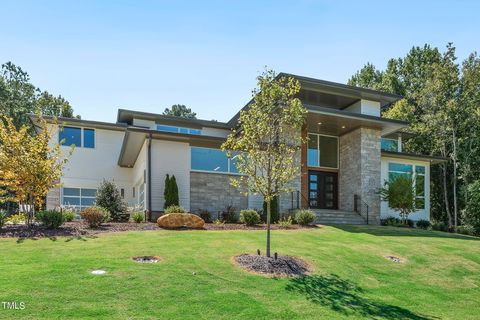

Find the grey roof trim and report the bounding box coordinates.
[279,72,403,103]
[227,73,403,126]
[381,151,448,164]
[304,104,409,126]
[117,109,231,129]
[117,126,227,167]
[29,114,127,131]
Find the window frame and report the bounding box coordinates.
[156,124,202,135]
[62,187,97,212]
[190,146,242,175]
[387,162,426,211]
[381,138,399,152]
[307,133,339,169]
[59,126,96,149]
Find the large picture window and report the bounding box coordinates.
[191,147,238,173]
[62,187,97,211]
[381,138,398,152]
[388,163,426,210]
[307,133,338,169]
[59,127,95,148]
[157,124,201,135]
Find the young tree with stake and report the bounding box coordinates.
[222,70,307,257]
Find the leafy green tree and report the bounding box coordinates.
[0,61,80,130]
[163,104,196,119]
[222,70,307,257]
[462,180,480,236]
[36,91,79,119]
[0,62,37,129]
[379,176,415,225]
[95,180,127,221]
[349,43,480,231]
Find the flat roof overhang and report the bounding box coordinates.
[305,105,408,136]
[117,109,231,129]
[382,151,447,164]
[29,114,127,132]
[118,127,227,167]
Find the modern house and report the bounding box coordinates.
[32,73,446,224]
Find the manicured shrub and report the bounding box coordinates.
[457,224,476,236]
[278,216,293,229]
[263,196,279,223]
[0,210,7,229]
[431,221,448,232]
[240,209,261,226]
[221,205,238,223]
[416,220,431,229]
[165,205,186,214]
[81,207,109,228]
[62,210,76,222]
[6,213,27,225]
[295,209,316,226]
[213,219,224,225]
[381,217,413,228]
[132,212,144,223]
[36,210,65,229]
[164,174,179,209]
[95,179,127,221]
[199,210,211,223]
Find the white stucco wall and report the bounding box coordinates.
[49,124,135,206]
[150,140,191,211]
[132,118,155,129]
[380,156,431,221]
[201,127,230,138]
[132,140,147,207]
[344,99,381,117]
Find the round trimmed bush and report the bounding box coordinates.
[416,219,430,229]
[132,212,144,223]
[62,210,76,222]
[36,210,65,229]
[295,209,316,226]
[240,209,261,226]
[81,207,109,228]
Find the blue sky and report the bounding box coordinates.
[1,0,479,123]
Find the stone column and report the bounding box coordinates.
[339,127,381,224]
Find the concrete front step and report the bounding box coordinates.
[312,209,366,225]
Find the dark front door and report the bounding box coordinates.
[308,171,338,209]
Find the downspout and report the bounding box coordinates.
[147,134,152,221]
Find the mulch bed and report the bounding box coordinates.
[0,221,158,239]
[234,254,312,277]
[0,222,319,239]
[203,223,319,230]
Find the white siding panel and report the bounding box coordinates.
[150,140,191,211]
[201,127,230,138]
[53,125,134,205]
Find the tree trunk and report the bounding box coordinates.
[452,128,458,232]
[266,200,271,258]
[442,163,453,229]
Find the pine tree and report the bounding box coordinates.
[170,175,179,206]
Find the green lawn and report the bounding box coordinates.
[1,226,479,319]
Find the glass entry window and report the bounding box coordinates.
[307,133,338,168]
[308,171,338,209]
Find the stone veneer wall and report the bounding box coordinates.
[46,187,61,210]
[190,172,248,218]
[339,127,381,224]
